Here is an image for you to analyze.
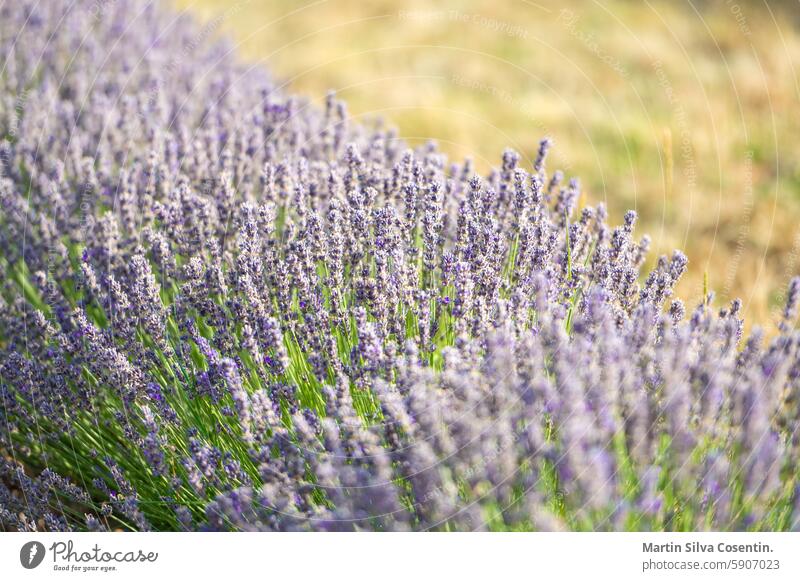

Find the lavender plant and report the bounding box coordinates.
[1,0,798,532]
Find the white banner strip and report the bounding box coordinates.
[1,532,799,580]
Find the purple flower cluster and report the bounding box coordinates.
[1,0,799,531]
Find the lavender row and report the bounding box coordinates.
[0,0,798,531]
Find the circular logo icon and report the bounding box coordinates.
[20,541,46,569]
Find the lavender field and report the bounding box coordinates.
[0,0,799,531]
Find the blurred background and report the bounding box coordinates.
[173,0,800,331]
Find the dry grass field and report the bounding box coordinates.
[174,0,800,330]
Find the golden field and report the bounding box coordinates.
[174,0,800,331]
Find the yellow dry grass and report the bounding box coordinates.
[173,0,800,331]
